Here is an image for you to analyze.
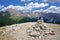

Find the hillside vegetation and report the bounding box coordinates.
[0,12,37,27]
[0,10,60,27]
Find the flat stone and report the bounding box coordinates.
[35,27,40,31]
[27,30,32,33]
[48,32,55,35]
[29,31,40,37]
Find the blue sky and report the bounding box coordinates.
[0,0,60,12]
[0,0,60,6]
[0,0,25,6]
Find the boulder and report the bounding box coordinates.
[29,30,40,37]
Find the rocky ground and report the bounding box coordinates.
[0,22,60,40]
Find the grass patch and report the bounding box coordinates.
[0,31,3,36]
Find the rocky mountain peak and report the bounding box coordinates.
[7,8,21,16]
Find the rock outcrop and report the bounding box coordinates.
[27,18,55,39]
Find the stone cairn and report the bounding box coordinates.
[27,17,55,39]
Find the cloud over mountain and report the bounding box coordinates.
[44,6,60,13]
[0,2,49,11]
[0,1,60,13]
[0,5,4,11]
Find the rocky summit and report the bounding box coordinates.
[27,19,55,40]
[0,19,59,40]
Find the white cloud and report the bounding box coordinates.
[27,2,49,8]
[33,9,44,12]
[43,0,47,2]
[24,2,49,11]
[35,0,39,1]
[1,2,49,12]
[43,0,60,3]
[20,0,31,2]
[33,6,60,13]
[0,5,4,9]
[1,5,60,13]
[1,5,14,11]
[6,5,24,10]
[44,6,60,13]
[1,5,25,11]
[20,0,26,2]
[20,0,39,2]
[14,6,25,10]
[0,5,4,11]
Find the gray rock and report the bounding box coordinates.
[27,30,32,33]
[29,30,40,37]
[27,19,55,38]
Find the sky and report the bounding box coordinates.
[0,0,60,13]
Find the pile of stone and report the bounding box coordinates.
[27,19,55,38]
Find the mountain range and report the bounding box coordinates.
[0,8,60,24]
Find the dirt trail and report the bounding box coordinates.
[0,22,60,40]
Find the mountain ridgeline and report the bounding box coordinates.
[42,13,60,24]
[0,8,60,27]
[0,9,37,27]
